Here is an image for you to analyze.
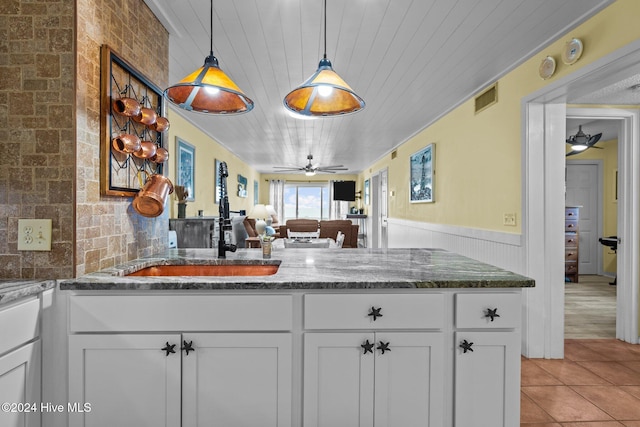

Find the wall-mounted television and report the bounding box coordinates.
[333,180,356,201]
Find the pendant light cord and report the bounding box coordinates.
[210,0,214,55]
[323,0,327,60]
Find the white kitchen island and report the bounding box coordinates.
[59,248,534,427]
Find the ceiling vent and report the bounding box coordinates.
[475,83,498,114]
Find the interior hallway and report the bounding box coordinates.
[521,275,640,426]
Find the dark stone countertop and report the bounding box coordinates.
[59,248,534,291]
[0,280,56,307]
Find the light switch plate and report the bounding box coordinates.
[18,219,52,251]
[503,213,517,226]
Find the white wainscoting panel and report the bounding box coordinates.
[387,218,525,275]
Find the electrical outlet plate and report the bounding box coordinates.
[503,213,517,226]
[18,219,52,251]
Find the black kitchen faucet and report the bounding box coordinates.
[217,161,237,258]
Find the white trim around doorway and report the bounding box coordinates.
[522,43,640,357]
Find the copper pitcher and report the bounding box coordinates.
[112,133,141,154]
[133,174,174,217]
[112,97,141,117]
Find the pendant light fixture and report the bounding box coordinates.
[283,0,365,117]
[163,0,253,114]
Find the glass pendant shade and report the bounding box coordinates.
[284,58,364,117]
[164,54,254,114]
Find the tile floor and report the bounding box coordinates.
[521,275,640,426]
[521,339,640,426]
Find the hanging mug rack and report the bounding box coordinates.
[100,45,170,197]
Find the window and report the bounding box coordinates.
[284,183,330,221]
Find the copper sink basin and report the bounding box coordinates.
[127,264,279,277]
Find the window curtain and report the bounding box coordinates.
[329,180,349,220]
[269,179,286,224]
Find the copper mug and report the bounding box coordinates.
[133,107,157,126]
[150,116,170,133]
[133,173,174,217]
[133,141,157,159]
[112,97,141,117]
[151,147,169,163]
[112,133,141,154]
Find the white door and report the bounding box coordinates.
[68,334,182,427]
[0,340,41,427]
[454,331,520,427]
[566,162,601,275]
[371,175,380,248]
[182,333,292,427]
[303,333,375,427]
[374,332,444,427]
[379,169,389,249]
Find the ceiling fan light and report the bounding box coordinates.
[284,58,365,117]
[571,144,589,151]
[164,54,254,114]
[305,170,316,176]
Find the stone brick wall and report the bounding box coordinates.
[0,0,75,279]
[0,0,168,278]
[75,0,168,276]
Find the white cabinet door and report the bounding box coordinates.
[374,332,444,427]
[0,340,41,427]
[454,331,520,427]
[182,333,292,427]
[303,333,375,427]
[304,332,444,427]
[68,334,181,427]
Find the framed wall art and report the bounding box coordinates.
[176,138,195,202]
[237,174,248,198]
[410,143,435,203]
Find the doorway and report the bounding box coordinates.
[370,168,389,249]
[523,44,640,357]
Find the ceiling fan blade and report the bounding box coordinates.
[273,167,304,171]
[565,150,581,157]
[588,133,602,146]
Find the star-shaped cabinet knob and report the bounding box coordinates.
[161,342,176,356]
[368,306,383,321]
[459,339,474,354]
[377,341,391,355]
[181,340,195,356]
[361,339,375,354]
[485,308,500,322]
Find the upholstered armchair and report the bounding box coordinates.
[319,220,359,248]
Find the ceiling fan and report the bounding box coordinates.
[273,154,348,176]
[566,125,603,156]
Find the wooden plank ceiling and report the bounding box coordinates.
[144,0,613,174]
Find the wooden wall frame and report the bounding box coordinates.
[100,45,166,197]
